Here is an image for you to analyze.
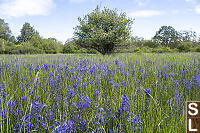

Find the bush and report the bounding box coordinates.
[152,46,172,53]
[193,45,200,52]
[134,46,152,53]
[63,40,98,54]
[177,42,192,52]
[143,40,159,48]
[0,39,16,54]
[13,42,44,54]
[63,41,79,53]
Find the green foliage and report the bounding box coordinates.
[152,46,174,53]
[143,40,159,48]
[74,6,133,55]
[41,38,62,54]
[15,42,44,54]
[2,33,63,54]
[29,33,43,48]
[134,46,152,53]
[17,22,36,43]
[63,40,98,54]
[134,46,176,53]
[177,41,192,52]
[153,26,179,48]
[114,40,135,53]
[63,41,79,53]
[0,38,16,54]
[0,18,15,42]
[193,45,200,52]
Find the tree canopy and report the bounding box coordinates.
[17,22,36,43]
[153,26,179,48]
[0,18,15,42]
[74,6,133,55]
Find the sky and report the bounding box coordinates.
[0,0,200,43]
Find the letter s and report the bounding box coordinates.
[188,103,198,116]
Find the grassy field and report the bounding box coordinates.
[0,53,199,132]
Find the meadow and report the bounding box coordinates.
[0,53,199,133]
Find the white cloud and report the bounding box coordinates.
[0,0,55,18]
[129,10,165,18]
[195,5,200,14]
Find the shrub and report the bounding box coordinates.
[152,46,173,53]
[134,46,152,53]
[194,45,200,52]
[14,42,44,54]
[63,41,79,53]
[177,42,192,52]
[143,40,159,48]
[0,39,16,54]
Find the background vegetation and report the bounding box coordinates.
[0,6,200,55]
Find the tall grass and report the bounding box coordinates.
[0,53,199,132]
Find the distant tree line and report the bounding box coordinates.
[0,6,200,54]
[129,26,200,53]
[0,18,99,54]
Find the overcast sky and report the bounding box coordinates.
[0,0,200,43]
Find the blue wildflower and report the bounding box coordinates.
[79,121,88,131]
[144,88,152,96]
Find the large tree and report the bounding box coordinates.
[153,26,179,48]
[17,22,36,43]
[0,18,15,42]
[74,6,133,55]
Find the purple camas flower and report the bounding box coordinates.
[110,80,114,85]
[15,116,33,132]
[95,77,101,85]
[89,66,94,74]
[93,89,99,98]
[50,72,54,77]
[90,79,94,85]
[52,121,74,133]
[115,59,119,65]
[144,88,152,96]
[34,65,39,73]
[28,63,33,71]
[174,73,178,77]
[98,108,107,122]
[163,66,167,71]
[73,77,81,89]
[79,121,88,131]
[193,73,199,84]
[186,79,192,91]
[76,94,91,110]
[22,95,27,101]
[66,87,76,99]
[144,88,151,116]
[167,100,175,111]
[175,80,179,86]
[48,110,54,119]
[117,95,132,123]
[114,83,119,87]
